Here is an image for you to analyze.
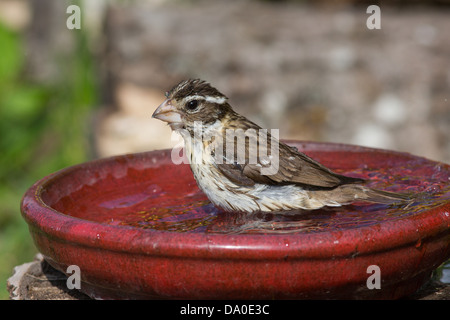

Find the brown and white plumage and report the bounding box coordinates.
[152,79,411,213]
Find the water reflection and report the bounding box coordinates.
[205,200,427,234]
[207,209,332,234]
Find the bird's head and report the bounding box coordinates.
[152,79,232,131]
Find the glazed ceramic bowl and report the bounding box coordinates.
[21,141,450,299]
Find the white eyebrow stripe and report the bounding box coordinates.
[206,96,227,104]
[185,95,227,104]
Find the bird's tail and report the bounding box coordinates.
[308,185,413,208]
[358,187,413,205]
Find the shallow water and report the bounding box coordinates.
[123,160,448,235]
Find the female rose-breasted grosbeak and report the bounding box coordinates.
[152,79,411,213]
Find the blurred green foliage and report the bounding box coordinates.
[0,20,97,299]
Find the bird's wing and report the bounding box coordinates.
[215,161,256,187]
[216,129,364,188]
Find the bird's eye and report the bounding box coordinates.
[186,100,199,111]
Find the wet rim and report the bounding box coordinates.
[21,141,450,260]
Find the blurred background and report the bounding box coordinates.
[1,0,449,299]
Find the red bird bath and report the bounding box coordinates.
[21,141,450,299]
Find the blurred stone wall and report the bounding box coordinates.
[96,0,450,164]
[13,0,449,164]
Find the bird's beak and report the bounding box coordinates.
[152,99,182,124]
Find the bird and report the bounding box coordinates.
[152,79,411,213]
